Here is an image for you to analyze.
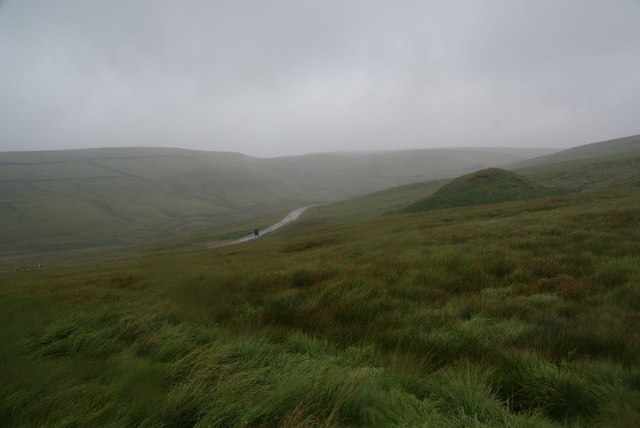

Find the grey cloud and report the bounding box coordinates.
[1,0,639,156]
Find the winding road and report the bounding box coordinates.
[207,206,313,249]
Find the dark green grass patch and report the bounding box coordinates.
[401,168,565,213]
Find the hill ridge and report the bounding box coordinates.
[508,134,640,169]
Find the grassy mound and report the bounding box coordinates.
[402,168,562,212]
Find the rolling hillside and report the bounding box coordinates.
[508,134,640,192]
[0,148,306,256]
[508,134,640,169]
[514,154,640,192]
[0,146,550,257]
[309,178,451,222]
[2,136,640,426]
[2,175,639,426]
[311,134,640,222]
[268,148,554,200]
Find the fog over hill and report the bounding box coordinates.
[2,1,639,155]
[311,134,640,222]
[2,2,640,425]
[507,134,640,169]
[3,146,639,427]
[0,146,551,257]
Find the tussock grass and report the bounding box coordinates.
[1,185,639,426]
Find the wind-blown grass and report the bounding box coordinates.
[1,185,639,426]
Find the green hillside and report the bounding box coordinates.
[0,146,549,257]
[309,135,640,223]
[269,147,554,200]
[509,134,640,169]
[515,153,640,192]
[0,148,306,256]
[507,134,640,193]
[2,182,639,426]
[309,178,451,222]
[400,168,562,213]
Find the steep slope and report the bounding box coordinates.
[401,168,562,213]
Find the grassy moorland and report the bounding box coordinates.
[508,134,640,169]
[310,136,640,223]
[0,146,549,258]
[515,154,640,193]
[1,183,639,426]
[510,134,640,193]
[310,178,451,222]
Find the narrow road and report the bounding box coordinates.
[207,206,313,249]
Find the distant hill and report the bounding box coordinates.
[508,134,640,169]
[511,135,640,192]
[399,168,562,213]
[309,135,640,222]
[310,178,451,222]
[0,146,547,257]
[267,147,555,200]
[515,155,640,192]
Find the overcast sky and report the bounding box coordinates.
[1,1,639,157]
